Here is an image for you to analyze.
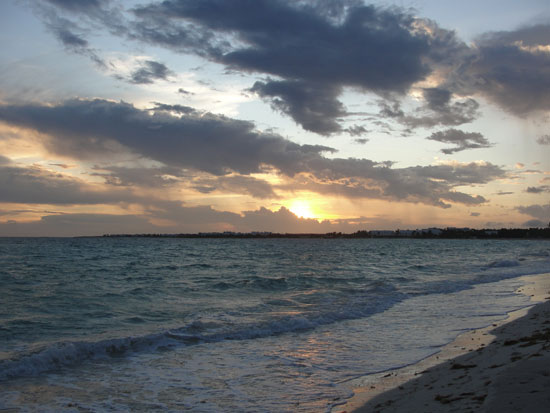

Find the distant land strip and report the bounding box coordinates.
[100,227,550,239]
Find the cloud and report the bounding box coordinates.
[0,98,335,176]
[516,204,550,221]
[36,4,106,67]
[129,60,173,84]
[192,175,278,199]
[526,185,550,194]
[129,0,456,134]
[378,96,480,129]
[423,87,452,109]
[33,1,550,134]
[0,155,13,165]
[178,88,194,96]
[133,1,432,90]
[280,160,503,208]
[0,205,396,237]
[42,0,109,13]
[151,102,197,115]
[449,24,550,116]
[0,161,138,205]
[0,99,506,208]
[346,125,368,137]
[0,213,158,237]
[90,165,184,187]
[250,80,345,135]
[41,0,127,34]
[427,128,492,154]
[239,206,343,233]
[522,219,547,228]
[49,163,76,169]
[537,134,550,145]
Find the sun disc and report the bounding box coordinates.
[289,200,315,219]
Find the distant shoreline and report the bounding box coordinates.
[99,227,550,239]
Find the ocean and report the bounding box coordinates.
[0,237,549,412]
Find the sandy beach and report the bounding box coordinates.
[336,273,550,413]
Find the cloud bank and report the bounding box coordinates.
[0,99,506,208]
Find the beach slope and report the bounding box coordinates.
[351,298,550,412]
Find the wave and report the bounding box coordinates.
[212,276,289,291]
[487,259,520,268]
[0,291,405,381]
[2,247,548,382]
[0,332,175,381]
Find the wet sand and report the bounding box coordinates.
[336,273,550,413]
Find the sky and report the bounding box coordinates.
[0,0,549,236]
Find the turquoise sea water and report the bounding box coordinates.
[0,238,549,411]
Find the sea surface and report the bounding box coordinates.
[0,237,549,412]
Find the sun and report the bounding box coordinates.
[288,200,316,219]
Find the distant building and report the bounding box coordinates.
[396,230,415,237]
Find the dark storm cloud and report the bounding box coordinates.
[132,0,431,89]
[129,60,173,84]
[250,80,345,135]
[0,162,138,205]
[450,24,550,116]
[377,162,499,207]
[281,159,503,208]
[378,97,479,129]
[130,0,443,134]
[33,1,550,132]
[94,164,278,199]
[345,125,368,137]
[151,102,197,115]
[516,204,550,221]
[427,129,492,154]
[0,213,158,237]
[423,87,452,109]
[0,99,335,176]
[0,99,506,208]
[526,186,550,194]
[418,88,480,127]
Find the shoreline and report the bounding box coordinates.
[335,272,550,413]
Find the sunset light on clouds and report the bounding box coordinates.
[0,0,549,236]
